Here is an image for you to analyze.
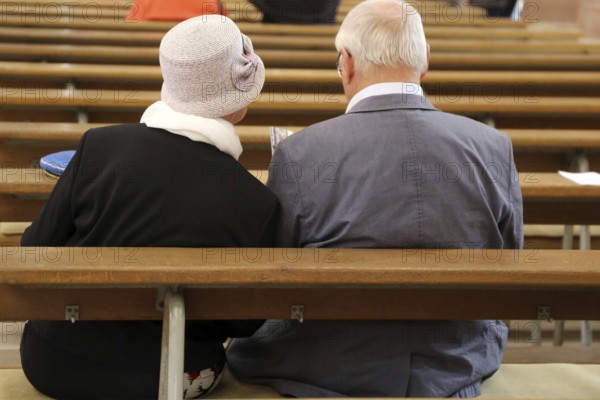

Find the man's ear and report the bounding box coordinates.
[341,48,354,84]
[420,43,430,81]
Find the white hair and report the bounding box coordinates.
[335,0,428,76]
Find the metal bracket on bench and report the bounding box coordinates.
[537,306,552,322]
[291,305,304,323]
[156,287,168,311]
[156,286,182,311]
[65,305,79,323]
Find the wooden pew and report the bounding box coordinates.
[4,43,600,70]
[2,122,600,172]
[2,61,600,98]
[2,88,600,127]
[0,26,592,51]
[0,16,581,41]
[3,246,598,321]
[1,170,599,227]
[1,246,599,399]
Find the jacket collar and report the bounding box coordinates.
[347,93,438,115]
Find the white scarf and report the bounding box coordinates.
[140,101,243,160]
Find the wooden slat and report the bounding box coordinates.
[3,123,600,149]
[2,170,600,225]
[2,170,597,198]
[507,130,600,149]
[0,169,55,195]
[4,43,600,71]
[0,43,160,64]
[0,27,592,51]
[2,89,600,116]
[0,122,279,145]
[0,18,580,40]
[3,124,600,173]
[0,122,105,141]
[429,53,600,71]
[2,61,600,88]
[520,173,600,198]
[1,284,599,321]
[0,194,46,221]
[1,247,599,287]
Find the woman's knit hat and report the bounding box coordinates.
[159,15,265,118]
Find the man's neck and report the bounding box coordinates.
[345,82,424,113]
[346,67,422,103]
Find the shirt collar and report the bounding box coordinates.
[346,82,424,113]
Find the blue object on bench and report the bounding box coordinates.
[39,150,75,177]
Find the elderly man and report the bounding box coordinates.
[228,0,522,397]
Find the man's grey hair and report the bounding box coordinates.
[335,0,428,76]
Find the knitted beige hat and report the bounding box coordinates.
[159,15,265,118]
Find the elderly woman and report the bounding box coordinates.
[20,16,278,400]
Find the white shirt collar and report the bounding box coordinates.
[140,101,243,160]
[346,82,424,113]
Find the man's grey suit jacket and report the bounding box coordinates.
[228,94,523,397]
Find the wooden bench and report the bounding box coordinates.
[1,123,598,248]
[2,88,600,127]
[2,61,600,98]
[0,15,581,41]
[4,43,600,70]
[0,26,592,52]
[0,170,599,227]
[2,122,600,172]
[1,246,599,399]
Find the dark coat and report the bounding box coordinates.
[471,0,518,17]
[249,0,340,23]
[20,123,279,399]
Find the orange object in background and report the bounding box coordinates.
[126,0,227,21]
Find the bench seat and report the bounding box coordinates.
[3,43,600,70]
[1,169,600,225]
[2,89,600,118]
[2,61,600,93]
[0,26,594,52]
[1,246,599,399]
[2,122,600,170]
[1,364,599,399]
